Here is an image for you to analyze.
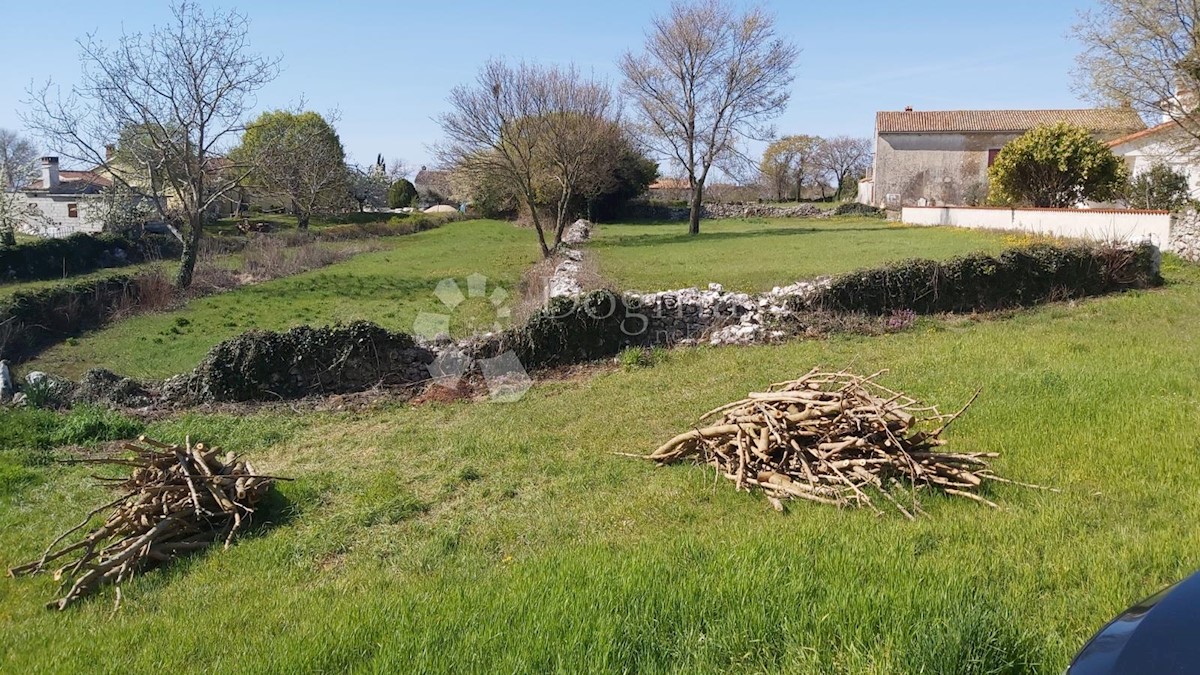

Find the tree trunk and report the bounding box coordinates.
[526,196,552,258]
[297,212,310,230]
[0,227,14,247]
[174,211,204,290]
[688,180,704,235]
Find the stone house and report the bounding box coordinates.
[11,157,110,237]
[866,108,1147,208]
[413,167,454,205]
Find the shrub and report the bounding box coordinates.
[170,321,432,402]
[1125,163,1193,211]
[833,202,885,218]
[988,122,1128,207]
[810,243,1162,315]
[0,232,182,283]
[388,178,418,209]
[505,291,643,368]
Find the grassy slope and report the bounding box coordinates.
[2,260,1199,673]
[590,217,1013,292]
[24,220,538,380]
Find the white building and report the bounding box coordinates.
[10,157,109,237]
[1108,122,1200,198]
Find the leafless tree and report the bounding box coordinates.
[760,135,818,202]
[438,59,616,257]
[1075,1,1200,154]
[0,129,39,191]
[533,71,618,246]
[24,1,279,288]
[620,0,798,234]
[0,129,42,245]
[817,136,873,201]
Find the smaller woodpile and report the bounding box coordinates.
[9,436,282,610]
[640,370,1044,517]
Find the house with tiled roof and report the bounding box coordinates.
[9,157,111,236]
[864,107,1147,208]
[1108,121,1200,200]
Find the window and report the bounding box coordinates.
[987,149,1001,167]
[67,203,78,218]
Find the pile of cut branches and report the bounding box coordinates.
[9,436,283,610]
[639,369,1046,517]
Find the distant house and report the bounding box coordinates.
[865,107,1147,208]
[1108,121,1200,199]
[11,157,110,237]
[648,177,690,201]
[413,166,453,205]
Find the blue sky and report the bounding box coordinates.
[0,0,1100,174]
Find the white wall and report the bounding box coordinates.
[1111,127,1200,201]
[902,206,1173,248]
[15,194,104,238]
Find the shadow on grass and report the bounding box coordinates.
[591,225,895,248]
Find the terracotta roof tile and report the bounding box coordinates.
[1106,120,1178,148]
[877,109,1147,134]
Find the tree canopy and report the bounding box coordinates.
[235,110,347,229]
[987,122,1128,208]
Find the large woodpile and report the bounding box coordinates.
[641,370,1046,517]
[9,436,281,610]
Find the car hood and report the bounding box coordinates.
[1069,571,1200,674]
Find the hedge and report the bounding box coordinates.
[502,290,644,368]
[0,275,143,363]
[810,243,1162,315]
[0,233,183,283]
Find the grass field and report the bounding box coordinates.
[4,217,1199,672]
[1,257,1198,672]
[589,217,1013,291]
[25,220,538,380]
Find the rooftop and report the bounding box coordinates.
[876,108,1147,135]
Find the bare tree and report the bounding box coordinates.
[533,71,618,246]
[620,0,798,234]
[1075,1,1200,153]
[0,129,39,191]
[438,59,616,257]
[0,129,42,245]
[24,1,279,288]
[817,136,873,201]
[760,135,818,202]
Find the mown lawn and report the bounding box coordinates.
[2,256,1199,673]
[24,219,539,380]
[589,217,1015,291]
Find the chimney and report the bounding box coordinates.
[905,106,914,112]
[40,157,60,190]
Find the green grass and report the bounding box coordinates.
[4,218,1198,672]
[24,220,539,380]
[2,258,1199,672]
[589,217,1014,291]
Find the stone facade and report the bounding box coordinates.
[1170,211,1200,262]
[871,109,1146,209]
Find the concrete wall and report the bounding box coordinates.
[16,194,104,238]
[902,206,1173,248]
[874,132,1019,208]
